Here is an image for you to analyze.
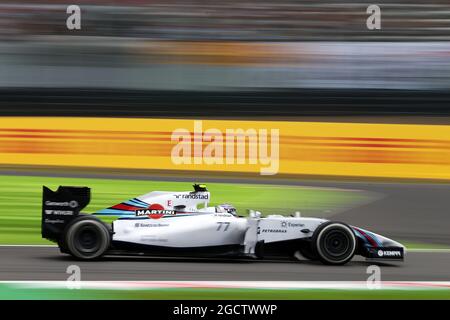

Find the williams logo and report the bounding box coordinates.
[135,204,176,219]
[45,210,74,216]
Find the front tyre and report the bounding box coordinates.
[64,217,111,260]
[312,221,356,265]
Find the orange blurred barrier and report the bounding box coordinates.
[0,117,450,180]
[136,41,297,66]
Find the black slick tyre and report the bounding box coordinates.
[312,221,356,265]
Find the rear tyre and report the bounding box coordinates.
[64,216,111,260]
[312,221,356,265]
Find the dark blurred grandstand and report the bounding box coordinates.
[2,0,450,40]
[0,0,450,116]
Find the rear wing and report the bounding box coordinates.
[41,186,90,241]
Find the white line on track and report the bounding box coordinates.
[0,244,450,256]
[1,245,450,253]
[0,244,57,247]
[1,281,449,290]
[406,248,450,253]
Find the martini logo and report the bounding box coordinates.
[135,204,176,219]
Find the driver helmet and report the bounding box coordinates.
[216,204,237,216]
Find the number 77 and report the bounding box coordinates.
[216,222,230,231]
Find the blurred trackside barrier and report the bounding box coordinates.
[0,117,450,180]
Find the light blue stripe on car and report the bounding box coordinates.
[94,209,134,215]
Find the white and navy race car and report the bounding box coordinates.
[41,184,405,265]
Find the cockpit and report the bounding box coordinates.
[215,203,237,216]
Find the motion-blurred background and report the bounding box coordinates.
[0,0,449,258]
[0,0,450,115]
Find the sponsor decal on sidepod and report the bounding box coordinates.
[377,250,402,257]
[45,200,78,208]
[135,204,176,219]
[45,210,74,216]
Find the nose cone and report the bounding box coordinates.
[353,226,406,254]
[371,232,407,256]
[379,234,403,246]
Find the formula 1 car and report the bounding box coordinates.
[41,184,405,265]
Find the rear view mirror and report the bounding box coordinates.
[248,209,261,218]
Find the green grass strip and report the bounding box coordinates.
[0,174,369,245]
[0,286,449,300]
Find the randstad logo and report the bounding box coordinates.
[171,120,279,175]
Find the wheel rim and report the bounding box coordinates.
[323,230,350,257]
[74,225,101,254]
[318,226,355,262]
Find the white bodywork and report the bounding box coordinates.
[110,190,326,250]
[112,213,327,249]
[42,185,406,262]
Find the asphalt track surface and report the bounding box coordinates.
[0,246,449,281]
